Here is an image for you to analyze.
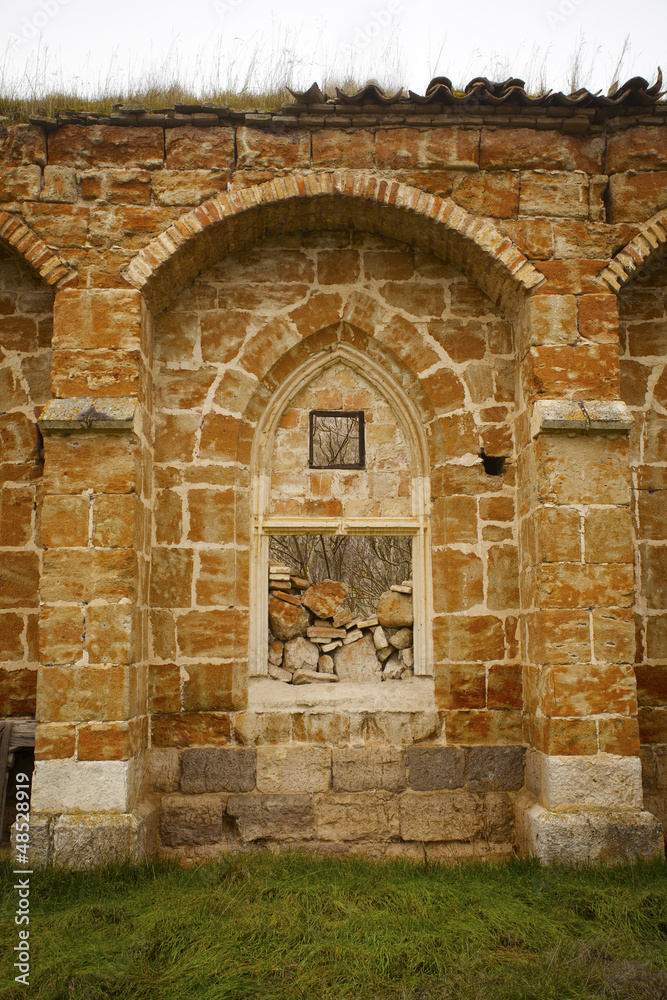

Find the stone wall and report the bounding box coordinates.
[0,246,53,716]
[1,96,666,862]
[619,258,667,829]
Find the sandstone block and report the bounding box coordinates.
[268,640,284,665]
[399,791,485,841]
[585,508,633,564]
[160,792,225,847]
[180,660,234,713]
[318,654,335,673]
[283,636,319,673]
[535,434,630,506]
[375,127,479,170]
[53,288,142,351]
[377,590,413,628]
[152,169,226,206]
[269,664,291,682]
[407,747,466,790]
[42,165,77,203]
[608,171,667,223]
[226,793,314,841]
[176,609,241,659]
[0,165,41,201]
[432,548,484,613]
[314,791,400,841]
[301,580,349,618]
[147,749,180,793]
[43,433,139,496]
[269,598,310,641]
[332,747,406,792]
[389,628,413,650]
[48,125,163,169]
[334,634,382,682]
[256,745,331,793]
[480,129,603,172]
[433,615,505,662]
[180,748,256,794]
[165,126,235,169]
[525,294,578,347]
[149,547,194,608]
[519,171,589,219]
[382,654,404,679]
[466,746,525,792]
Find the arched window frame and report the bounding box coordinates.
[248,341,433,681]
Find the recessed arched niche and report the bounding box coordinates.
[248,338,434,712]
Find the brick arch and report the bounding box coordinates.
[599,209,667,292]
[0,210,77,287]
[123,170,545,316]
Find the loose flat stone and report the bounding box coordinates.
[342,629,363,644]
[291,576,310,589]
[307,627,347,639]
[270,565,292,574]
[268,664,292,682]
[292,669,339,684]
[270,591,302,606]
[322,641,343,652]
[391,584,412,594]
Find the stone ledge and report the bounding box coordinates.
[513,791,665,863]
[531,398,634,436]
[38,396,137,432]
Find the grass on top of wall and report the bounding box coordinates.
[1,851,667,1000]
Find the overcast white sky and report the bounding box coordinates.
[2,0,665,98]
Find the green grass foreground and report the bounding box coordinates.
[1,852,667,1000]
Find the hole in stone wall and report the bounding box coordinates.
[309,411,365,469]
[267,534,414,684]
[481,451,506,476]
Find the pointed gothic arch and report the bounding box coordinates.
[246,330,434,684]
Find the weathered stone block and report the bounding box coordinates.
[399,791,485,841]
[332,747,406,791]
[407,746,466,790]
[160,793,225,847]
[226,792,315,841]
[180,747,256,793]
[256,745,331,793]
[313,791,400,841]
[42,165,77,203]
[519,171,589,219]
[466,746,525,792]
